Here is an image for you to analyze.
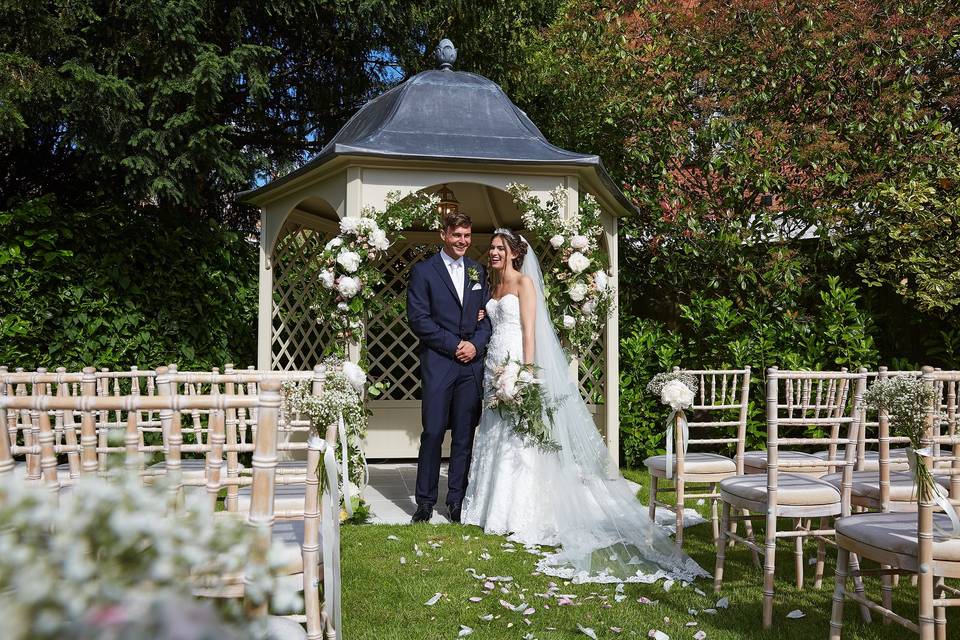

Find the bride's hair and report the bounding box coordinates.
[492,228,528,271]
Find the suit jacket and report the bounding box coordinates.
[406,251,493,392]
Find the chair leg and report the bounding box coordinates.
[742,509,760,566]
[814,516,828,589]
[919,562,935,640]
[714,500,730,593]
[880,565,893,624]
[934,576,946,640]
[829,547,850,640]
[648,475,658,521]
[794,518,805,590]
[762,510,777,628]
[675,477,685,548]
[848,553,872,623]
[710,485,720,548]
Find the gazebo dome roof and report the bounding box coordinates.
[242,42,633,213]
[317,69,598,166]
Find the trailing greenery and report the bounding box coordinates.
[0,196,257,371]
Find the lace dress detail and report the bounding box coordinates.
[463,294,564,545]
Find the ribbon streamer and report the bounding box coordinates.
[664,408,689,480]
[908,447,960,538]
[309,435,342,640]
[337,413,353,518]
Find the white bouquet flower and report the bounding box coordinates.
[549,234,565,249]
[487,358,560,452]
[581,300,597,316]
[324,237,343,251]
[336,275,361,298]
[341,361,367,393]
[661,379,695,410]
[562,314,576,329]
[570,234,589,250]
[319,270,335,289]
[336,250,361,273]
[593,270,609,291]
[369,228,390,251]
[567,251,590,273]
[339,216,362,234]
[568,282,588,302]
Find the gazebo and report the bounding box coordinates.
[240,41,633,468]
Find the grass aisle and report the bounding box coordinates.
[341,470,957,639]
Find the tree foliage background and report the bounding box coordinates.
[2,0,958,463]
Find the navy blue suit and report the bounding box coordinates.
[407,251,492,508]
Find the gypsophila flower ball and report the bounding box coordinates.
[341,361,367,393]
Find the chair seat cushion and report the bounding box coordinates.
[264,615,307,640]
[743,450,829,475]
[720,472,841,506]
[836,511,960,562]
[812,449,911,472]
[644,452,737,475]
[822,470,951,502]
[237,483,307,514]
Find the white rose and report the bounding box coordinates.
[319,270,335,289]
[336,250,361,273]
[369,228,390,251]
[568,283,588,302]
[593,270,609,291]
[562,314,576,329]
[324,237,343,251]
[567,251,590,274]
[549,234,565,249]
[336,275,361,298]
[661,379,695,410]
[518,370,535,384]
[570,235,589,250]
[582,300,597,316]
[341,361,366,393]
[356,217,377,233]
[339,216,361,234]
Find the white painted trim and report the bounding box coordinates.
[604,212,620,474]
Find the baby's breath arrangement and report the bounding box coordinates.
[645,371,698,398]
[281,360,368,496]
[0,475,298,640]
[864,375,937,500]
[487,358,561,452]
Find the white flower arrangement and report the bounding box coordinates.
[0,475,297,640]
[646,372,699,409]
[507,183,615,355]
[309,191,439,346]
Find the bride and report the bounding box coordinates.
[461,228,707,584]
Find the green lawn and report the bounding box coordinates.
[341,469,956,639]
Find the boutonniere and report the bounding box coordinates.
[467,266,480,284]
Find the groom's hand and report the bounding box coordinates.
[455,340,477,363]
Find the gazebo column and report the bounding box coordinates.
[257,207,274,370]
[604,213,620,475]
[346,167,364,365]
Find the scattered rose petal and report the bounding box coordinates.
[663,579,675,591]
[610,627,623,634]
[484,581,495,590]
[685,622,698,628]
[480,552,492,560]
[479,614,494,622]
[637,597,656,605]
[696,498,706,506]
[694,632,707,640]
[523,619,532,625]
[458,625,474,637]
[468,596,483,602]
[424,593,442,606]
[694,588,706,596]
[386,535,399,541]
[500,587,510,594]
[499,599,516,610]
[523,607,535,615]
[786,610,805,619]
[702,609,718,615]
[615,595,627,603]
[414,544,423,557]
[648,631,669,640]
[399,556,406,565]
[557,597,575,606]
[462,535,471,541]
[507,623,514,629]
[578,625,599,639]
[688,608,698,615]
[716,597,729,609]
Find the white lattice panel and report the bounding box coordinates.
[271,218,337,370]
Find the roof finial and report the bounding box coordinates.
[435,38,457,71]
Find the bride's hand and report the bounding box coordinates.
[477,309,486,322]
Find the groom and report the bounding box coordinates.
[406,212,492,523]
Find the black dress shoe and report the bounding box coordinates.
[411,504,433,523]
[447,502,462,523]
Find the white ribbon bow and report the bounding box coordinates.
[337,413,352,518]
[907,447,960,538]
[664,409,689,480]
[309,434,343,640]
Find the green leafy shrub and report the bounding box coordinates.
[0,196,257,371]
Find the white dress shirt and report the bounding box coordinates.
[440,250,465,303]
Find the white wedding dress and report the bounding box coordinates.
[462,250,708,585]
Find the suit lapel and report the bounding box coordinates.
[431,252,463,308]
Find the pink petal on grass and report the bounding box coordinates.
[483,581,495,590]
[424,593,442,606]
[468,596,483,603]
[578,625,599,639]
[523,608,535,615]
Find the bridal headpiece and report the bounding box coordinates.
[494,227,529,245]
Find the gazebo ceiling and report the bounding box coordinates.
[241,39,635,214]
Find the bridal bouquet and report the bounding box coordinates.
[487,359,561,452]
